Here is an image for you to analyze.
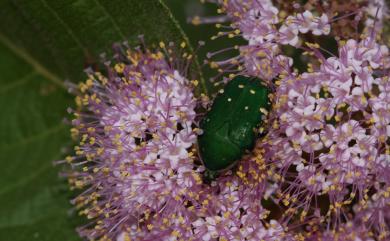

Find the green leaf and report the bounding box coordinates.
[0,1,200,240]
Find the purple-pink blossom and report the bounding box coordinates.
[59,0,390,240]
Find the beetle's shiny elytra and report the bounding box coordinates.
[198,76,270,171]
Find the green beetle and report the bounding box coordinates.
[198,76,270,172]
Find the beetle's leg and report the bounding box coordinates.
[203,169,219,184]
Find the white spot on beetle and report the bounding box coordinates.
[227,98,232,102]
[238,84,244,89]
[250,89,256,94]
[259,108,268,114]
[219,89,224,94]
[245,106,249,110]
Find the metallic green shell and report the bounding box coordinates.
[198,76,270,171]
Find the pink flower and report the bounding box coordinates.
[267,33,390,235]
[61,44,205,240]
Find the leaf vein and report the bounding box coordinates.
[93,0,127,40]
[0,33,65,89]
[39,0,88,54]
[0,162,51,196]
[0,124,66,151]
[0,71,37,93]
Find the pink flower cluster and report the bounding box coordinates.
[63,44,291,241]
[206,0,330,82]
[61,0,390,240]
[269,36,390,232]
[64,45,204,240]
[202,0,390,239]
